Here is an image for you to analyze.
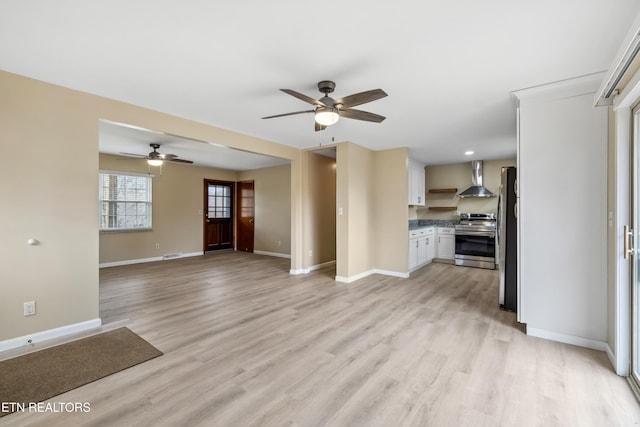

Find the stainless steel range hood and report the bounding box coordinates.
[457,160,496,198]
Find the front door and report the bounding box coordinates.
[204,180,234,252]
[237,180,254,252]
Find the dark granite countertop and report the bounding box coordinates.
[409,219,458,230]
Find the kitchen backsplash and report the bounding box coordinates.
[409,219,459,229]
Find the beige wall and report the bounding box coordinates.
[99,153,236,264]
[0,70,300,342]
[374,148,410,273]
[420,159,516,219]
[1,71,100,340]
[336,143,410,279]
[238,164,292,256]
[0,69,415,344]
[336,142,375,278]
[101,156,292,263]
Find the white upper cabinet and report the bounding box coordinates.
[408,158,425,206]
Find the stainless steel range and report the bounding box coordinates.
[454,213,496,269]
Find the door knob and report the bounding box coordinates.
[249,218,254,223]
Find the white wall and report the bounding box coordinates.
[514,74,608,349]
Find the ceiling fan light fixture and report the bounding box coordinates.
[147,158,163,166]
[315,108,339,126]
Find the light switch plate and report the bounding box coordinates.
[24,301,36,316]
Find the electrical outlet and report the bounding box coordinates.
[24,301,36,316]
[156,243,160,249]
[277,240,282,247]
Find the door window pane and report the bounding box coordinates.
[208,184,232,219]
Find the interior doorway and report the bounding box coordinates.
[204,179,234,252]
[237,180,255,252]
[306,148,337,269]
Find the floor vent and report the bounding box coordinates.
[163,253,182,260]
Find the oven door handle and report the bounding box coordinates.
[455,231,496,238]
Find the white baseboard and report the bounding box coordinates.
[290,260,336,275]
[99,251,204,268]
[310,260,335,272]
[335,268,409,283]
[254,250,291,259]
[0,318,102,353]
[336,269,373,283]
[374,269,410,279]
[527,327,608,352]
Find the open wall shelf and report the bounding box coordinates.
[428,188,458,194]
[428,206,457,211]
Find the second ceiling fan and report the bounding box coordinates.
[121,143,194,166]
[262,80,387,131]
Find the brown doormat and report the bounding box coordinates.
[0,327,162,417]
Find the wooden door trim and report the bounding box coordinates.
[236,180,255,252]
[203,179,236,253]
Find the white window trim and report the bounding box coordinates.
[99,170,153,232]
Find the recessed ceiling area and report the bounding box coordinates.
[2,1,639,164]
[99,121,290,171]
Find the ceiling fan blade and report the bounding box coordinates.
[119,152,147,158]
[262,110,314,119]
[335,89,388,108]
[166,158,194,164]
[315,122,326,132]
[280,89,327,107]
[340,108,386,123]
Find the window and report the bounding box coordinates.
[99,171,152,231]
[207,184,231,219]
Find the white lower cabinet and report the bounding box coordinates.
[436,227,455,260]
[409,227,435,270]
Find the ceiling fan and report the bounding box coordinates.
[121,143,194,166]
[262,80,388,131]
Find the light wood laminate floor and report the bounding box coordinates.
[2,252,639,426]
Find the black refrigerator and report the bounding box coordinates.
[498,166,517,312]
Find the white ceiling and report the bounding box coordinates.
[2,1,639,166]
